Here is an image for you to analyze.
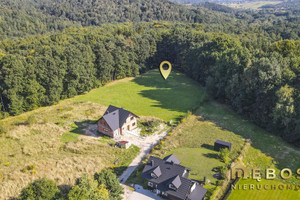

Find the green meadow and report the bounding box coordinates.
[75,70,206,121]
[1,70,299,199]
[0,70,206,199]
[196,102,300,171]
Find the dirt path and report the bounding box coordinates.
[118,128,168,184]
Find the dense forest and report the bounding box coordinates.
[0,0,232,40]
[0,22,299,146]
[0,0,299,41]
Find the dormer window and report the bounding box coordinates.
[150,166,161,179]
[169,184,177,190]
[169,175,181,190]
[151,173,158,178]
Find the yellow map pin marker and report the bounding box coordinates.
[159,61,172,80]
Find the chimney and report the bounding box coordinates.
[151,160,154,166]
[121,107,124,109]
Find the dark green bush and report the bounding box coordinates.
[20,178,59,200]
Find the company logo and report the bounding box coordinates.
[230,164,300,191]
[231,166,300,181]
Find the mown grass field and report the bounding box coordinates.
[228,179,300,200]
[75,70,206,122]
[159,115,245,183]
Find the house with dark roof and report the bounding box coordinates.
[141,155,207,200]
[97,105,139,138]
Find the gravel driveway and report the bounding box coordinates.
[118,124,168,184]
[127,185,163,200]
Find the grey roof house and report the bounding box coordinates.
[141,155,207,200]
[97,105,138,138]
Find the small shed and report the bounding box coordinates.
[214,140,231,151]
[116,141,131,149]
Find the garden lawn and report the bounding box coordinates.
[151,115,245,184]
[169,147,224,181]
[75,70,206,122]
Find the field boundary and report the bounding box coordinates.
[211,140,251,200]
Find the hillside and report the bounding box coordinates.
[0,0,299,42]
[0,22,300,146]
[0,0,236,40]
[1,70,299,199]
[0,70,205,199]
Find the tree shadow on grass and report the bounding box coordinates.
[132,70,205,118]
[201,144,215,151]
[70,120,98,135]
[112,166,128,177]
[203,153,219,159]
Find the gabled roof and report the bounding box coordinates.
[188,185,208,200]
[166,177,192,199]
[141,156,187,183]
[152,166,162,177]
[171,175,182,189]
[164,154,181,165]
[141,156,192,200]
[101,105,138,131]
[103,110,119,131]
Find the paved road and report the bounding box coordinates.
[128,185,163,200]
[118,130,168,184]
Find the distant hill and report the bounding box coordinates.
[0,0,299,41]
[261,0,300,9]
[0,0,235,40]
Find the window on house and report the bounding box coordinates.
[169,184,177,190]
[148,182,153,187]
[132,122,136,126]
[131,117,134,120]
[151,173,157,178]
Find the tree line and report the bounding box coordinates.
[0,22,299,146]
[154,25,300,146]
